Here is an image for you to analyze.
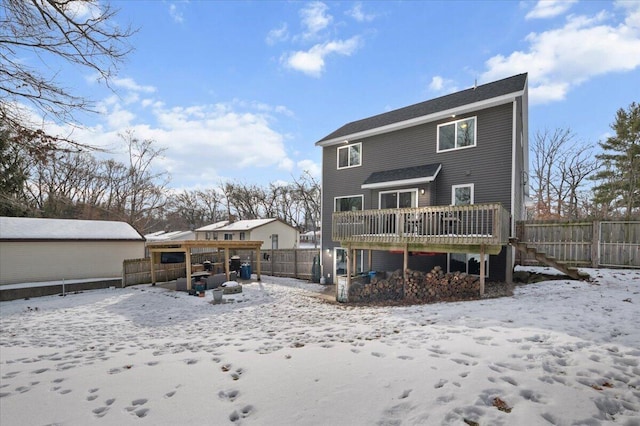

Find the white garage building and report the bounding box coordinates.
[0,217,145,300]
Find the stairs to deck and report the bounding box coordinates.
[509,238,591,281]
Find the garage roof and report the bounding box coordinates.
[0,217,145,241]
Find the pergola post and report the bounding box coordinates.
[185,248,192,291]
[150,252,157,286]
[224,248,230,281]
[255,246,261,281]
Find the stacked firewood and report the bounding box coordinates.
[405,266,480,302]
[349,266,480,303]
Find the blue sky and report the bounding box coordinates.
[39,1,640,190]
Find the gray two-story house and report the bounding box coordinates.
[315,73,529,298]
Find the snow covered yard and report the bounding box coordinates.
[1,269,639,425]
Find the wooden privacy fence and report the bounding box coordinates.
[123,248,320,287]
[515,220,640,268]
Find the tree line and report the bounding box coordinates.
[0,1,636,230]
[0,127,321,235]
[529,102,639,221]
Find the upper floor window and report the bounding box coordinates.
[437,117,476,152]
[239,232,246,241]
[224,233,233,240]
[334,195,363,212]
[337,143,361,169]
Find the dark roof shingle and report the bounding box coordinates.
[362,163,442,188]
[317,73,527,144]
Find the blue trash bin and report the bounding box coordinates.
[241,263,251,280]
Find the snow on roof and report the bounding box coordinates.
[0,217,144,241]
[144,230,195,241]
[195,220,230,232]
[215,218,279,231]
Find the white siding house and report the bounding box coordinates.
[0,217,145,287]
[195,219,299,250]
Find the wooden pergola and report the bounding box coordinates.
[146,240,263,290]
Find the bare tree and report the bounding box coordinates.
[197,188,225,223]
[530,128,598,219]
[1,0,135,153]
[291,171,321,246]
[119,130,169,232]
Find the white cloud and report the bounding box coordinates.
[346,2,376,22]
[300,2,332,39]
[266,23,289,45]
[282,37,361,77]
[481,3,640,104]
[169,3,184,24]
[428,76,459,94]
[297,159,321,178]
[526,0,577,20]
[112,77,157,93]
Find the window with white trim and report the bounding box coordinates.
[337,143,361,169]
[452,184,474,206]
[239,232,246,241]
[334,195,363,212]
[449,253,488,276]
[379,189,418,209]
[224,233,233,240]
[437,117,476,152]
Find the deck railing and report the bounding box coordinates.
[332,203,511,248]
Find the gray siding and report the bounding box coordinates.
[320,102,519,281]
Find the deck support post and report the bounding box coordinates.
[479,244,486,297]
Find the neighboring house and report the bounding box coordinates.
[143,230,196,257]
[144,230,196,242]
[195,219,299,250]
[194,220,230,240]
[0,217,145,295]
[299,230,321,248]
[315,73,528,288]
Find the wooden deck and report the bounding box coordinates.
[332,203,511,255]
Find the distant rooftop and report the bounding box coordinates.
[0,217,144,241]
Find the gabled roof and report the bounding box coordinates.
[144,230,196,241]
[316,73,527,146]
[0,217,145,241]
[195,220,230,232]
[362,163,442,190]
[210,218,296,232]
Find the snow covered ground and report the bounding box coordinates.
[1,268,639,425]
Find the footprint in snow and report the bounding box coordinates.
[218,389,239,402]
[229,405,254,422]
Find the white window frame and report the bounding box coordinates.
[334,247,364,278]
[437,116,477,153]
[451,183,474,206]
[337,142,362,169]
[224,233,233,241]
[378,189,418,209]
[334,194,364,212]
[448,252,489,276]
[239,232,246,241]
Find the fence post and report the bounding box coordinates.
[592,220,600,268]
[294,249,298,279]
